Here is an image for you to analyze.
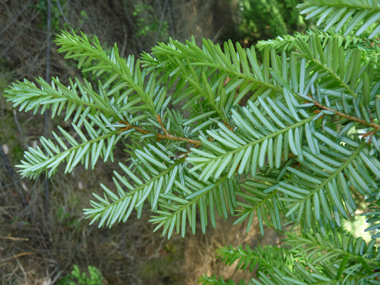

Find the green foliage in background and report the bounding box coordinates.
[33,0,88,32]
[4,0,380,283]
[33,0,63,31]
[57,265,103,285]
[239,0,307,44]
[133,4,170,41]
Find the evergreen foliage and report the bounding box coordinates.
[239,0,306,44]
[57,265,103,285]
[4,0,380,283]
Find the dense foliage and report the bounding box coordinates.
[4,0,380,283]
[239,0,306,44]
[57,265,103,285]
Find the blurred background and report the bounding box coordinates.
[1,0,363,284]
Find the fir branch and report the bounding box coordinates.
[17,129,120,178]
[188,115,316,173]
[285,143,365,220]
[85,159,185,228]
[6,6,380,283]
[56,31,157,115]
[257,30,370,52]
[297,43,359,98]
[298,0,380,40]
[4,77,113,117]
[149,174,229,237]
[235,189,279,228]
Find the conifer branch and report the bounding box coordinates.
[314,101,380,131]
[299,50,358,98]
[6,4,380,282]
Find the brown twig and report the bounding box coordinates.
[0,236,28,241]
[193,142,202,148]
[119,120,202,146]
[362,130,378,143]
[0,252,33,265]
[223,121,234,132]
[156,114,169,137]
[314,101,380,131]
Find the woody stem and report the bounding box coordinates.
[314,101,380,131]
[157,114,169,137]
[120,122,202,146]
